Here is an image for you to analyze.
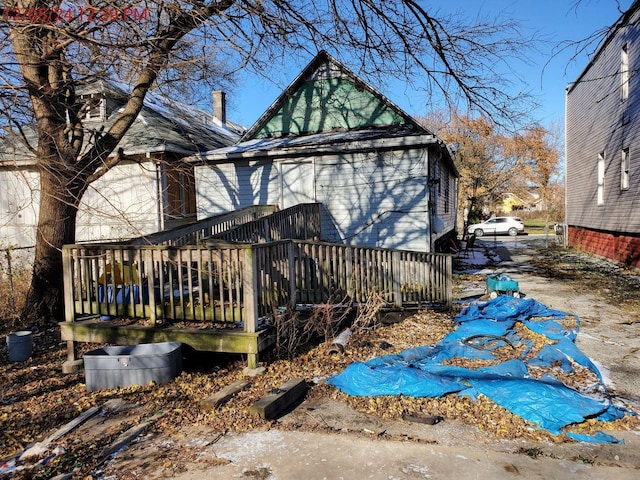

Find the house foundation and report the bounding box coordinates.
[568,226,640,268]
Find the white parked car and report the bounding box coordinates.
[467,217,525,237]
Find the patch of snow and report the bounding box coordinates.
[214,431,286,462]
[401,463,431,477]
[591,358,615,389]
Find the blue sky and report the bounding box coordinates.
[227,0,634,129]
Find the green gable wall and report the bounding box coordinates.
[252,77,409,139]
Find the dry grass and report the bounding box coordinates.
[0,258,31,334]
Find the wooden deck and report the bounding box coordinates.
[60,318,275,364]
[61,203,452,369]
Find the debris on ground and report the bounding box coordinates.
[2,246,640,478]
[328,296,634,443]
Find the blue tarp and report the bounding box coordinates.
[327,296,632,443]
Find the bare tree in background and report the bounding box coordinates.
[425,112,564,234]
[508,125,564,232]
[424,112,526,234]
[0,0,537,326]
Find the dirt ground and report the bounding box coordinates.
[475,236,640,409]
[2,235,640,479]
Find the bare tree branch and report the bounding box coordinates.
[0,0,542,323]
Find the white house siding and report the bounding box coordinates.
[432,156,458,241]
[76,160,160,242]
[280,162,315,208]
[0,167,39,247]
[566,7,640,235]
[0,162,161,247]
[314,149,429,251]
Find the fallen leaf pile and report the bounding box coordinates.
[1,246,640,479]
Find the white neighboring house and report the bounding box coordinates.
[189,51,459,253]
[0,82,242,249]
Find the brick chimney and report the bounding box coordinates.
[212,90,226,125]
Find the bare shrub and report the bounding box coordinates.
[301,298,352,344]
[271,293,388,359]
[272,306,302,360]
[351,293,387,332]
[0,247,33,333]
[271,295,353,359]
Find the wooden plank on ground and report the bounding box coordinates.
[250,378,308,420]
[200,380,251,410]
[98,411,164,463]
[43,406,101,445]
[16,406,102,461]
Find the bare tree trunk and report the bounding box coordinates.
[21,170,82,326]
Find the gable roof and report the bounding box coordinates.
[190,51,457,178]
[0,80,243,163]
[243,50,427,140]
[567,0,640,95]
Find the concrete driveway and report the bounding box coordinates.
[464,235,640,409]
[166,428,640,480]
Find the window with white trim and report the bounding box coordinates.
[597,152,605,205]
[79,94,105,121]
[621,43,630,102]
[621,147,630,190]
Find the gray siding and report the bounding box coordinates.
[566,8,640,234]
[314,149,429,251]
[195,160,279,217]
[194,144,457,252]
[432,155,458,240]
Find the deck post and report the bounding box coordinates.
[61,247,83,373]
[243,247,258,334]
[247,352,258,369]
[392,250,403,308]
[243,246,260,369]
[287,241,296,310]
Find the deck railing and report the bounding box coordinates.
[63,243,254,326]
[127,205,279,246]
[62,240,452,334]
[253,241,452,316]
[205,203,321,244]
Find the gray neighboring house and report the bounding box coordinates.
[190,51,459,253]
[0,81,242,248]
[565,1,640,268]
